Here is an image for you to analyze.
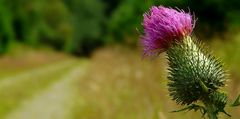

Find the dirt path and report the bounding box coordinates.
[0,60,76,89]
[3,61,87,119]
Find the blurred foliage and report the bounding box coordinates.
[0,0,14,53]
[63,0,105,56]
[0,0,105,56]
[0,0,240,55]
[107,0,162,44]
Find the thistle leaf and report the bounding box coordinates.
[231,94,240,107]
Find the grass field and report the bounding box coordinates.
[0,36,240,119]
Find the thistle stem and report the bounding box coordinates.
[203,102,218,119]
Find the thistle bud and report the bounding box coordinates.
[167,36,227,105]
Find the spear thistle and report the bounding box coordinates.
[141,6,240,119]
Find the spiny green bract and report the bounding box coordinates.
[167,36,227,105]
[204,92,228,113]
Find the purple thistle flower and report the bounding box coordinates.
[141,6,195,57]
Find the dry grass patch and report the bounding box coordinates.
[74,46,202,119]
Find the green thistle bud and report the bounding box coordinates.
[167,36,227,105]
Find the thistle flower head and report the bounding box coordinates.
[141,6,194,56]
[140,5,236,119]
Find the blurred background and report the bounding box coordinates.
[0,0,240,119]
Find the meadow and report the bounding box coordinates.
[0,33,240,119]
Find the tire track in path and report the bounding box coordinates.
[4,61,87,119]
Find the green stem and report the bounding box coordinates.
[204,102,218,119]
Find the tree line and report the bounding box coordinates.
[0,0,239,55]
